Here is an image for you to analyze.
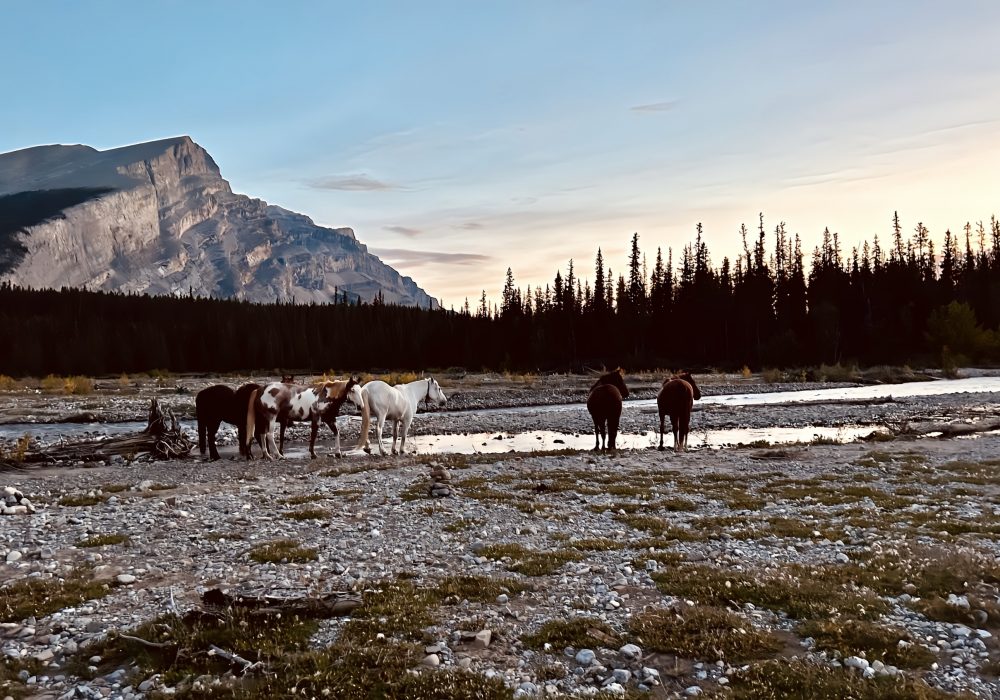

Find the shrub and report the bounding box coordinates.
[761,368,783,384]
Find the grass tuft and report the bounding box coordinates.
[630,605,782,662]
[248,539,318,564]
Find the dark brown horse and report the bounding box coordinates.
[657,371,702,452]
[586,368,630,451]
[196,383,267,461]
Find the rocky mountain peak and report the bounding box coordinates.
[0,137,438,308]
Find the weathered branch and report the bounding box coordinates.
[899,417,1000,438]
[25,398,192,464]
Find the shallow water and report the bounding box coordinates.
[363,425,883,454]
[2,376,997,452]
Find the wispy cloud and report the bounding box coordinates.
[384,225,422,237]
[456,221,484,230]
[307,173,398,191]
[372,247,492,267]
[630,100,678,113]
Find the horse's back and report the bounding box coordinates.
[196,384,236,417]
[657,378,693,415]
[587,384,623,418]
[364,380,407,417]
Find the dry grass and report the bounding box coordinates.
[630,605,782,662]
[521,616,621,650]
[723,659,969,699]
[248,539,318,564]
[651,564,887,620]
[799,619,936,668]
[76,534,129,548]
[1,570,110,623]
[478,543,583,576]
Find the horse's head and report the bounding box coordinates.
[592,368,629,398]
[425,377,447,406]
[348,383,365,409]
[281,374,295,384]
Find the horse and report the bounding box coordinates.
[195,383,267,461]
[657,371,702,452]
[586,368,630,451]
[254,377,365,459]
[355,377,447,456]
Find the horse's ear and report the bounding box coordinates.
[616,367,625,376]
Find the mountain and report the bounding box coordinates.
[0,136,438,308]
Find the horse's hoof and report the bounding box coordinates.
[363,446,372,454]
[657,446,665,452]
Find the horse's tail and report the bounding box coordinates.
[246,389,259,454]
[356,387,371,452]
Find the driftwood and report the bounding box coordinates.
[23,399,192,464]
[899,417,1000,438]
[199,587,362,618]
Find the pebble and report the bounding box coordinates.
[575,649,596,666]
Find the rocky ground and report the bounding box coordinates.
[2,374,1000,699]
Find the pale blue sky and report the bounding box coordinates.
[3,1,1000,306]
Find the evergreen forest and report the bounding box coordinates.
[1,212,999,377]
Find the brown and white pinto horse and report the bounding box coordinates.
[586,368,630,451]
[253,377,365,459]
[657,371,702,452]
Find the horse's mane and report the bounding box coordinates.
[591,367,625,390]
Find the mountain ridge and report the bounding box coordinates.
[0,136,438,308]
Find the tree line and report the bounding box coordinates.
[1,211,998,377]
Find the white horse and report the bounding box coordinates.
[356,377,447,455]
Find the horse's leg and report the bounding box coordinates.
[375,413,387,456]
[658,411,666,451]
[237,421,246,459]
[599,420,607,451]
[198,416,207,457]
[309,418,319,459]
[400,417,413,455]
[391,420,399,455]
[680,408,691,452]
[261,419,275,460]
[670,414,680,452]
[208,419,222,461]
[278,420,287,459]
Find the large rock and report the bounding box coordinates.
[0,136,437,308]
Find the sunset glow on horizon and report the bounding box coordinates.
[3,1,1000,307]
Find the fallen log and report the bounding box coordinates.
[23,399,192,464]
[199,587,362,618]
[899,417,1000,438]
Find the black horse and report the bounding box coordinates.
[196,383,266,460]
[586,368,630,451]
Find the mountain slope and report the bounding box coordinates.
[0,136,437,307]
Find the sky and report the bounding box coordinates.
[3,1,1000,307]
